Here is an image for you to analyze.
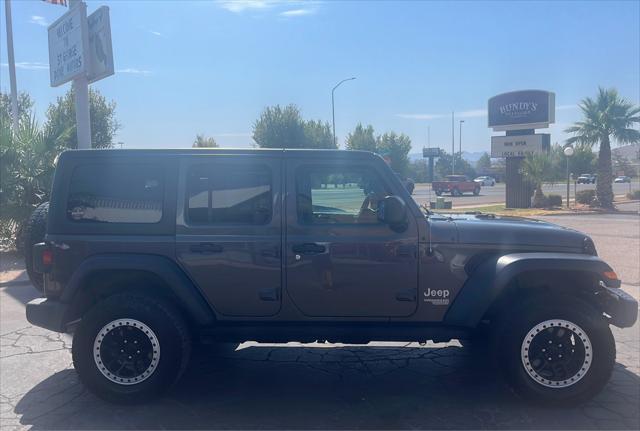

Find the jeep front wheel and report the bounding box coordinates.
[497,296,615,405]
[72,293,191,404]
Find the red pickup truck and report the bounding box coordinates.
[433,175,480,196]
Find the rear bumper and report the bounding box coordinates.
[26,298,70,333]
[601,287,638,328]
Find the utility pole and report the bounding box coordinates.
[459,119,465,161]
[451,111,455,175]
[69,0,92,149]
[4,0,19,133]
[331,77,356,148]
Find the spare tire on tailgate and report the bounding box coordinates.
[23,202,49,292]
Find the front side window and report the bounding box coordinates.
[187,164,272,225]
[67,164,164,224]
[296,166,387,225]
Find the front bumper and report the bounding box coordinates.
[600,286,638,328]
[26,298,70,333]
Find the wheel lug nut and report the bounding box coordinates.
[542,348,546,352]
[120,349,124,353]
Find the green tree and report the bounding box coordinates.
[346,123,377,152]
[435,153,476,179]
[45,88,120,149]
[475,152,492,172]
[252,104,306,148]
[521,153,552,207]
[192,134,218,148]
[376,132,412,175]
[407,159,428,182]
[0,92,34,127]
[303,119,335,149]
[565,88,640,208]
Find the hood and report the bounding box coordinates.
[430,213,592,251]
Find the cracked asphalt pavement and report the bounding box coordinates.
[1,213,639,430]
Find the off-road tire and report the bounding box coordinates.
[23,202,49,292]
[435,191,442,196]
[72,293,191,404]
[451,188,461,197]
[473,187,480,196]
[493,295,615,406]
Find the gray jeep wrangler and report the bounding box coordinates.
[26,149,637,405]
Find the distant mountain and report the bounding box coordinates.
[613,143,640,161]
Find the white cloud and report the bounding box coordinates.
[280,8,315,17]
[218,0,276,13]
[117,68,153,76]
[1,61,49,70]
[218,1,319,16]
[397,109,486,120]
[28,16,49,27]
[396,113,445,120]
[215,132,253,137]
[149,30,163,37]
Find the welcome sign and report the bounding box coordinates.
[488,90,555,131]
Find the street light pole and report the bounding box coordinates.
[331,77,356,147]
[451,111,455,175]
[564,145,574,208]
[459,119,465,162]
[4,0,19,133]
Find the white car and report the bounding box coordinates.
[474,176,496,186]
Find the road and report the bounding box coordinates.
[1,213,638,429]
[411,181,638,207]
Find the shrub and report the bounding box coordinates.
[627,190,640,200]
[576,189,596,205]
[547,194,563,207]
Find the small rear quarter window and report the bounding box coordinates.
[67,163,164,224]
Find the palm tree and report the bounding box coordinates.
[565,88,640,208]
[521,153,551,207]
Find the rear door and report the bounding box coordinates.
[176,155,282,317]
[284,159,419,318]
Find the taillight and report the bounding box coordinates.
[42,249,53,266]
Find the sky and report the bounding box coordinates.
[1,0,639,155]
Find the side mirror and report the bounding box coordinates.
[378,195,408,231]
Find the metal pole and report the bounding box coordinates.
[427,125,430,147]
[459,120,465,162]
[451,111,455,175]
[566,156,570,208]
[69,0,92,149]
[331,77,355,148]
[4,0,19,133]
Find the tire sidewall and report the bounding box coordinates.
[501,300,615,405]
[73,295,188,403]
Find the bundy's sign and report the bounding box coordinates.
[491,134,550,158]
[488,90,555,131]
[87,6,114,83]
[48,3,88,87]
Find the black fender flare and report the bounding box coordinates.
[444,253,615,328]
[60,254,215,325]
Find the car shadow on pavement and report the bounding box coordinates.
[2,282,41,306]
[13,344,640,430]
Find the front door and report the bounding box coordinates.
[176,156,282,317]
[285,160,419,318]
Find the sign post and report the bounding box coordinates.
[488,90,555,208]
[48,1,114,149]
[422,147,442,183]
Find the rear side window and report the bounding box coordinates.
[186,163,272,225]
[67,163,164,224]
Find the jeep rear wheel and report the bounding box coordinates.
[495,296,615,405]
[72,293,191,404]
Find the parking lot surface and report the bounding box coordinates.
[1,213,639,430]
[411,181,638,207]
